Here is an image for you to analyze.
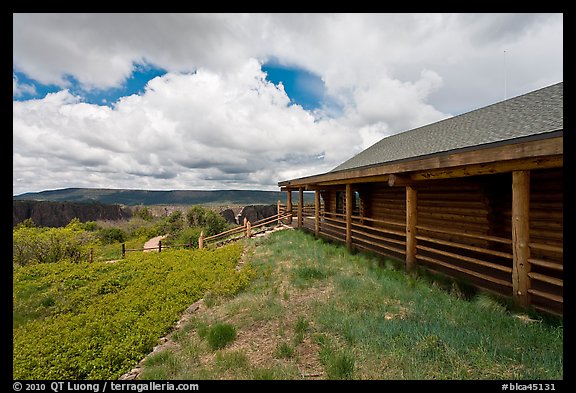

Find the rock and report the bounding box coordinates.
[219,209,237,225]
[237,205,277,225]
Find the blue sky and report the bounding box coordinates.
[13,13,563,195]
[14,61,325,111]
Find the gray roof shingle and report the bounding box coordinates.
[332,82,563,173]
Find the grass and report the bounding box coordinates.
[136,229,563,380]
[206,323,237,350]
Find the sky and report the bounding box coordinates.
[12,13,563,196]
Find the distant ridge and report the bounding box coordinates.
[13,188,314,206]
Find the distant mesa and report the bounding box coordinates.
[13,187,314,206]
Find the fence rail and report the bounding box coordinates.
[200,211,293,249]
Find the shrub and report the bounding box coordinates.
[97,228,127,244]
[206,323,237,350]
[186,206,228,236]
[13,226,98,266]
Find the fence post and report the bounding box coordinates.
[89,248,93,263]
[121,243,125,259]
[158,240,162,253]
[246,220,252,238]
[199,231,204,250]
[277,200,281,226]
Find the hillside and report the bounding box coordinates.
[14,188,315,206]
[13,200,133,227]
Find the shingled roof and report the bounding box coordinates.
[332,82,563,173]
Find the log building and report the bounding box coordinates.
[278,82,563,315]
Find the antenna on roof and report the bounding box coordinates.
[503,49,507,101]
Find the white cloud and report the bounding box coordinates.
[12,13,563,194]
[13,73,37,97]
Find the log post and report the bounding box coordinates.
[287,190,293,224]
[198,231,204,250]
[246,220,252,238]
[512,170,531,307]
[158,240,162,253]
[406,185,417,271]
[298,187,303,228]
[315,190,320,236]
[346,184,352,250]
[277,200,281,226]
[121,243,126,259]
[89,248,93,263]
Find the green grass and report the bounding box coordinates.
[134,229,563,380]
[206,323,237,350]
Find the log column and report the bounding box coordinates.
[346,184,352,250]
[406,185,417,271]
[315,190,321,236]
[287,189,293,224]
[298,187,303,228]
[512,170,531,307]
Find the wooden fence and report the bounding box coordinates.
[200,211,293,248]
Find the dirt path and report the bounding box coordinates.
[143,235,167,251]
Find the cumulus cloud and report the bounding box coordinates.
[13,13,563,194]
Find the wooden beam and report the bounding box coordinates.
[345,184,352,249]
[278,136,562,187]
[512,170,531,307]
[388,174,411,187]
[287,190,293,224]
[406,185,417,271]
[315,191,320,236]
[411,155,562,181]
[317,174,390,186]
[298,187,303,228]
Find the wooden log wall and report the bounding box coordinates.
[306,168,562,315]
[353,184,406,261]
[414,177,514,299]
[527,169,563,315]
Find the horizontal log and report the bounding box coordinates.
[416,224,511,244]
[354,216,405,227]
[318,230,346,242]
[418,212,489,224]
[531,304,563,317]
[354,242,405,257]
[423,266,512,297]
[415,234,514,259]
[319,220,346,232]
[529,242,563,254]
[418,192,485,202]
[416,244,512,273]
[417,205,489,217]
[351,228,406,246]
[416,254,513,287]
[527,288,563,304]
[418,216,488,229]
[412,154,563,181]
[352,223,405,237]
[352,236,406,253]
[321,216,347,226]
[527,257,563,271]
[527,272,563,287]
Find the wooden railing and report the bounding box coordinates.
[199,211,293,249]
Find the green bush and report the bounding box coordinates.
[13,225,98,266]
[186,206,228,236]
[97,228,127,244]
[206,323,237,350]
